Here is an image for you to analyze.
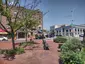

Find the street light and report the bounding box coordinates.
[42,11,49,39]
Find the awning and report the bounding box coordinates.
[0,32,8,34]
[0,28,8,34]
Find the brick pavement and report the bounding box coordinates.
[0,39,60,64]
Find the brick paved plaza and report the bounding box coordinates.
[0,39,60,64]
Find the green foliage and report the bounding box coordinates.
[15,47,25,54]
[60,38,84,64]
[0,0,2,5]
[61,51,84,64]
[19,41,35,47]
[2,49,16,56]
[61,38,82,52]
[54,36,67,43]
[6,50,16,56]
[81,40,85,47]
[79,48,85,64]
[0,49,6,54]
[0,47,25,55]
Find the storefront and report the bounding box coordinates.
[0,28,8,37]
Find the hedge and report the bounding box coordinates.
[53,37,67,43]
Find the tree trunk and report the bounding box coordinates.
[25,32,28,42]
[25,26,28,42]
[11,33,15,50]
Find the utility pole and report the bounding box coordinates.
[42,11,49,39]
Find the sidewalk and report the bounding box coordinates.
[0,39,60,64]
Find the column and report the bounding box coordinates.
[61,28,62,36]
[76,28,78,35]
[68,29,70,36]
[64,29,66,36]
[82,29,83,34]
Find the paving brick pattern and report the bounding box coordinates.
[0,40,60,64]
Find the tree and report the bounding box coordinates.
[0,0,41,49]
[23,9,41,42]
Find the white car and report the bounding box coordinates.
[0,36,8,41]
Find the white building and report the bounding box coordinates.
[50,24,68,36]
[55,24,85,37]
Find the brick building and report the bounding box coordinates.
[0,6,43,39]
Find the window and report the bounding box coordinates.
[66,30,68,32]
[63,28,64,32]
[78,28,79,34]
[75,29,76,31]
[78,28,79,31]
[80,29,82,32]
[70,29,71,32]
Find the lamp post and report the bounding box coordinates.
[42,11,49,39]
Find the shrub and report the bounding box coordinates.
[19,41,35,47]
[6,50,16,56]
[60,51,84,64]
[54,37,67,43]
[81,40,85,47]
[19,42,27,47]
[0,47,25,55]
[79,48,85,64]
[61,38,83,52]
[60,38,84,64]
[15,47,25,54]
[0,49,6,54]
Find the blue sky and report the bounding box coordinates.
[2,0,85,30]
[18,0,85,30]
[36,0,85,30]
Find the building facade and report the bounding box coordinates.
[0,6,43,39]
[50,24,68,36]
[55,24,85,37]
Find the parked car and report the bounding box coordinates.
[0,36,8,41]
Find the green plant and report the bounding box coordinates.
[7,50,16,56]
[79,48,85,64]
[15,47,25,54]
[0,50,6,54]
[19,41,35,47]
[54,36,67,43]
[61,38,82,52]
[81,40,85,47]
[19,42,27,47]
[60,38,84,64]
[60,51,84,64]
